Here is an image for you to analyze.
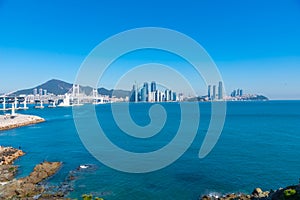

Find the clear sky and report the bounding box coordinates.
[0,0,300,99]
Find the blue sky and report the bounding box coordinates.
[0,0,300,99]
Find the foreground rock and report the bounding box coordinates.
[0,146,24,183]
[0,146,68,199]
[0,114,45,131]
[0,146,25,165]
[200,185,300,200]
[0,165,18,182]
[0,161,62,199]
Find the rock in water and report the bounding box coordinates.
[0,146,25,165]
[0,161,62,199]
[252,187,263,196]
[21,161,62,184]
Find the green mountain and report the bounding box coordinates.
[12,79,73,96]
[11,79,130,98]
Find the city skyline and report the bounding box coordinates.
[1,1,300,99]
[6,78,262,102]
[129,81,178,102]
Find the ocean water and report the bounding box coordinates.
[1,101,300,199]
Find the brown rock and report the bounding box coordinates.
[38,193,71,200]
[0,165,17,181]
[21,161,62,184]
[0,146,25,165]
[201,195,212,200]
[0,161,62,199]
[252,187,263,196]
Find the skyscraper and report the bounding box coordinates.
[148,91,155,102]
[231,90,237,97]
[218,81,223,100]
[208,85,211,99]
[239,89,243,97]
[135,82,138,102]
[143,82,149,101]
[165,89,169,101]
[212,85,216,100]
[33,88,37,96]
[39,88,43,96]
[129,85,135,102]
[154,90,159,102]
[130,83,139,102]
[151,81,156,92]
[141,87,147,102]
[172,92,177,101]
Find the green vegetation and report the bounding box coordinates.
[82,194,104,200]
[284,189,297,197]
[8,167,15,172]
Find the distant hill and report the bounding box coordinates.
[11,79,130,98]
[12,79,73,96]
[98,88,130,98]
[247,95,269,101]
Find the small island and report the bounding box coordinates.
[0,114,45,131]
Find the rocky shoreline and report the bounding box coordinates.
[201,185,300,200]
[0,146,65,200]
[0,114,45,131]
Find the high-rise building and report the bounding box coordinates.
[151,81,156,92]
[231,90,236,97]
[169,90,172,101]
[140,87,147,102]
[212,85,216,100]
[143,82,149,101]
[148,91,155,102]
[130,83,139,102]
[208,85,211,99]
[33,88,37,96]
[239,89,243,97]
[135,83,138,102]
[43,89,47,96]
[129,85,135,102]
[218,81,223,100]
[165,89,170,101]
[230,89,243,97]
[172,92,177,101]
[155,90,163,102]
[39,88,43,96]
[161,92,165,102]
[178,93,184,101]
[154,90,159,102]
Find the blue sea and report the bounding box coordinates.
[1,101,300,199]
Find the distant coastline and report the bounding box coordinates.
[1,78,270,105]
